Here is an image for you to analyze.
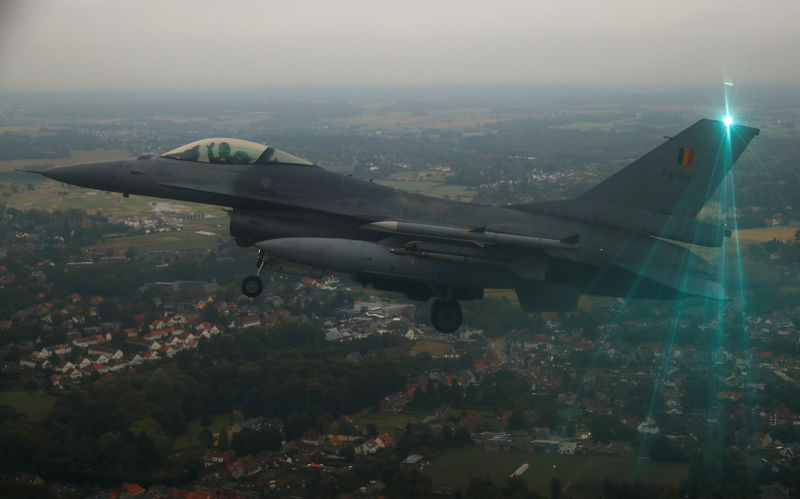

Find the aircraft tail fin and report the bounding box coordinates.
[578,119,759,219]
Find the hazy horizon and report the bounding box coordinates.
[2,0,800,93]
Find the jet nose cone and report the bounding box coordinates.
[41,160,125,191]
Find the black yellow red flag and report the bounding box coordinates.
[677,148,695,166]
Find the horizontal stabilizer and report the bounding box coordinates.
[615,262,726,300]
[513,200,729,247]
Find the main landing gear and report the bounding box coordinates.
[431,299,463,334]
[241,249,266,298]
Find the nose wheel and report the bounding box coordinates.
[431,299,462,334]
[242,249,266,297]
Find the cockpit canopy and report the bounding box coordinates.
[161,138,313,166]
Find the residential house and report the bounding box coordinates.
[232,416,282,434]
[74,356,92,369]
[401,454,428,470]
[88,345,123,360]
[761,481,789,499]
[125,337,161,351]
[72,334,106,348]
[19,355,39,368]
[227,456,262,479]
[360,439,381,455]
[768,405,793,426]
[204,451,233,467]
[120,482,145,497]
[241,316,261,328]
[88,364,110,375]
[143,351,160,361]
[558,441,577,455]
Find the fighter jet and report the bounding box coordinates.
[28,118,759,333]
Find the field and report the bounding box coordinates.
[335,108,505,131]
[0,390,57,420]
[414,339,454,356]
[734,223,798,245]
[550,120,620,131]
[172,413,237,452]
[1,177,230,253]
[375,171,474,201]
[1,178,223,217]
[425,448,688,496]
[0,149,130,172]
[90,227,226,253]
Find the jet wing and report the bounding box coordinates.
[365,221,579,281]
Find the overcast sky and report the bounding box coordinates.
[1,0,798,92]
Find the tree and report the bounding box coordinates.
[464,477,501,499]
[201,304,218,324]
[136,431,162,471]
[231,428,282,456]
[454,427,472,446]
[283,412,312,441]
[386,468,432,497]
[339,444,355,462]
[217,427,230,451]
[507,410,529,431]
[197,429,214,448]
[550,477,561,499]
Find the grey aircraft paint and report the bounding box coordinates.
[27,119,760,333]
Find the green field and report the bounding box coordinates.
[734,224,798,245]
[375,177,473,201]
[0,390,57,420]
[551,121,620,131]
[1,177,230,253]
[425,448,688,496]
[335,109,504,131]
[414,339,454,356]
[0,149,130,172]
[91,225,226,253]
[172,413,237,451]
[1,179,223,218]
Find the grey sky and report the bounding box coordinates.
[1,0,798,92]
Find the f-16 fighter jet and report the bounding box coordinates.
[29,118,759,333]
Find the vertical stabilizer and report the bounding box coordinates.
[579,119,759,218]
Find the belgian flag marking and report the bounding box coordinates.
[677,148,695,167]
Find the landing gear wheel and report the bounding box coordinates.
[431,300,462,334]
[241,276,264,297]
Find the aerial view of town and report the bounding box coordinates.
[0,82,798,499]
